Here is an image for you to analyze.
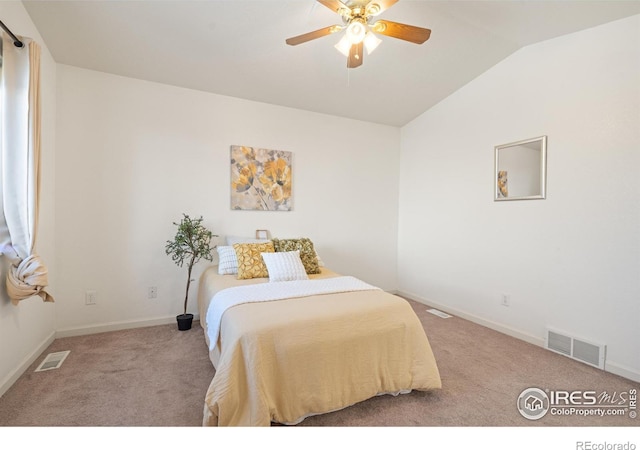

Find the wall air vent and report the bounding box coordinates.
[35,351,71,372]
[545,328,605,369]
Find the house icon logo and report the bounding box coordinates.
[517,388,550,420]
[525,395,544,411]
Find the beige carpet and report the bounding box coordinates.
[0,299,638,428]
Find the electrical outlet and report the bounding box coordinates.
[501,294,510,307]
[148,286,157,299]
[85,290,97,305]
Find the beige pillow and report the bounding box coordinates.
[233,242,275,280]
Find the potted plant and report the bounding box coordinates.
[165,214,217,331]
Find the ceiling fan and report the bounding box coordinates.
[285,0,431,69]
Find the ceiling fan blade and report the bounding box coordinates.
[372,20,431,44]
[347,42,363,68]
[366,0,399,16]
[316,0,349,14]
[286,25,342,46]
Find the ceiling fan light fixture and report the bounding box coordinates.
[364,32,382,54]
[367,3,381,16]
[337,7,351,19]
[346,20,367,44]
[334,34,352,57]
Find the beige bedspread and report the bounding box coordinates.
[197,266,441,426]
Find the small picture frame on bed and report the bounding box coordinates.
[255,230,268,240]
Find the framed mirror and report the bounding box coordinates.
[494,135,547,201]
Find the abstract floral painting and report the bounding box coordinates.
[230,146,292,211]
[497,170,508,198]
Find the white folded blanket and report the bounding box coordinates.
[206,276,380,350]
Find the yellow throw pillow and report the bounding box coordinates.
[233,242,275,280]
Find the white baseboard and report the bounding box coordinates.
[396,290,640,383]
[397,290,544,347]
[605,361,640,383]
[55,314,200,339]
[0,330,56,398]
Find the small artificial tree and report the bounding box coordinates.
[165,214,217,318]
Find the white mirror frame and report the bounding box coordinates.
[494,135,547,201]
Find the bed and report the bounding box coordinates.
[197,255,441,426]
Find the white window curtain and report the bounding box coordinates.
[0,32,54,305]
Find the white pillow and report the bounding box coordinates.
[217,246,238,275]
[225,235,270,246]
[261,251,309,282]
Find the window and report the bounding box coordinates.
[0,35,9,250]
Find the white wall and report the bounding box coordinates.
[0,1,57,395]
[398,15,640,381]
[54,65,400,333]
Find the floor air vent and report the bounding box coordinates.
[35,351,71,372]
[426,308,452,319]
[546,328,605,369]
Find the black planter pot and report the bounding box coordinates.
[176,313,193,331]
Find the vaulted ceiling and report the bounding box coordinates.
[22,0,640,126]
